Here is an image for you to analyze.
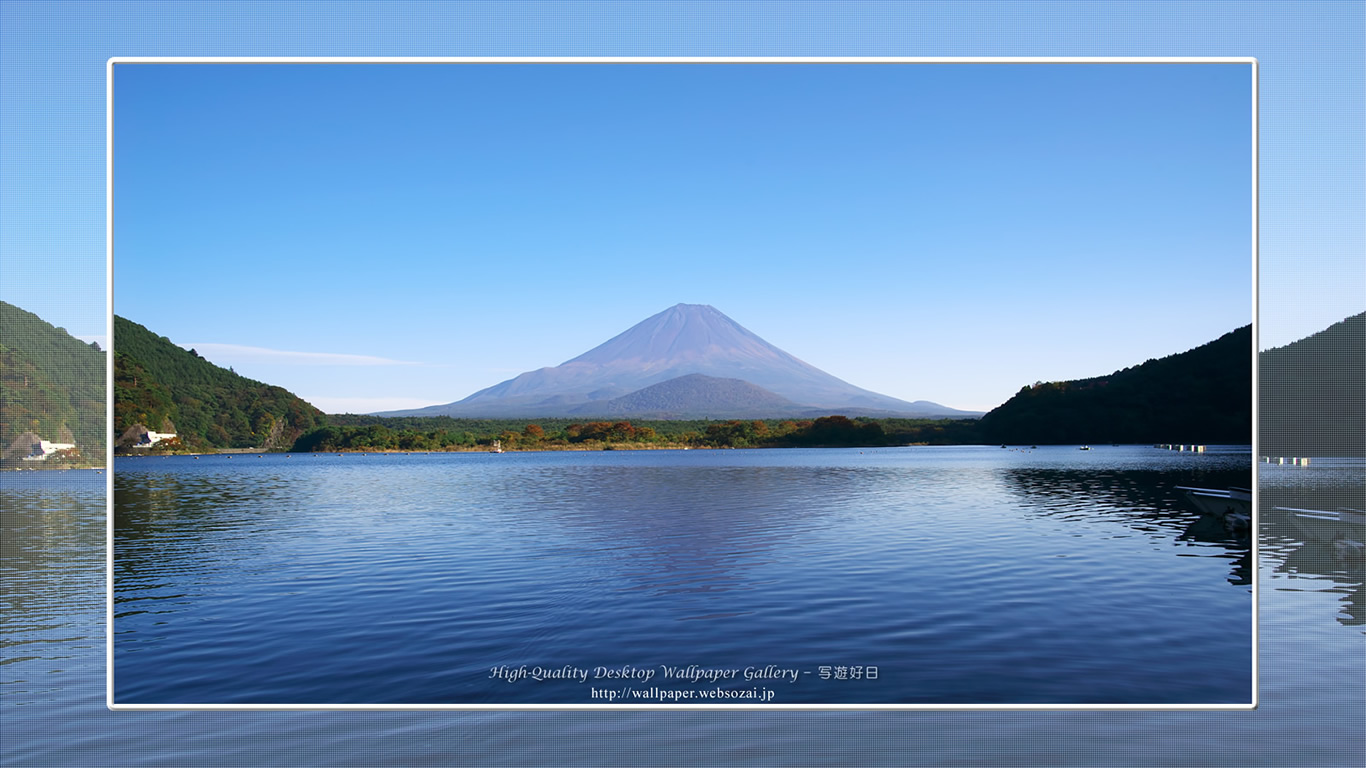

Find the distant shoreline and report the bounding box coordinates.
[117,443,717,457]
[1,465,105,472]
[111,442,1262,459]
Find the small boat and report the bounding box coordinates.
[489,440,504,454]
[1275,506,1366,545]
[1176,486,1253,535]
[1177,485,1252,516]
[1079,445,1091,451]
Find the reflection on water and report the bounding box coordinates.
[1260,462,1366,627]
[4,451,1363,766]
[999,464,1254,585]
[1,470,107,756]
[499,465,843,603]
[108,447,1254,705]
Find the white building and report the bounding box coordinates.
[142,431,176,446]
[23,440,78,461]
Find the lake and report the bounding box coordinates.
[5,448,1363,765]
[107,445,1253,706]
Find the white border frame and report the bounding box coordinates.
[106,56,1259,711]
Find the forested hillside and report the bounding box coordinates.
[0,301,106,464]
[114,316,325,451]
[1260,312,1364,456]
[979,325,1252,445]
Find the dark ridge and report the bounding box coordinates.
[1260,312,1365,456]
[978,325,1253,445]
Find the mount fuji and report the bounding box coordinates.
[382,304,977,419]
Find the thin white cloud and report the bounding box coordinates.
[180,343,422,367]
[303,395,443,415]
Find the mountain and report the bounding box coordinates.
[0,301,106,465]
[114,316,326,451]
[978,324,1252,445]
[573,373,803,419]
[1260,311,1364,456]
[384,304,978,419]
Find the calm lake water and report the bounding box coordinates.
[3,446,1362,765]
[108,445,1252,706]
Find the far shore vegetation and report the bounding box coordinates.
[116,414,986,456]
[3,303,1297,468]
[105,313,1256,458]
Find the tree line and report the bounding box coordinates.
[977,325,1252,446]
[0,301,106,465]
[113,316,326,452]
[289,415,988,452]
[111,314,1255,456]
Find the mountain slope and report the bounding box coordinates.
[978,325,1252,445]
[572,373,804,418]
[114,316,326,451]
[0,301,106,464]
[387,304,975,418]
[1260,311,1364,456]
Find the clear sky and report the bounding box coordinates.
[1,1,1364,764]
[109,61,1252,413]
[3,2,1361,417]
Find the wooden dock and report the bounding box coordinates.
[1261,456,1312,466]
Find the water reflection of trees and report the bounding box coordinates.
[1,473,106,682]
[997,467,1254,585]
[113,465,306,612]
[111,459,860,625]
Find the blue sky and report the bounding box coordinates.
[109,61,1252,413]
[1,1,1360,417]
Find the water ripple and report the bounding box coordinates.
[102,447,1255,704]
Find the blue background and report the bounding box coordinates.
[2,2,1362,766]
[106,61,1251,415]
